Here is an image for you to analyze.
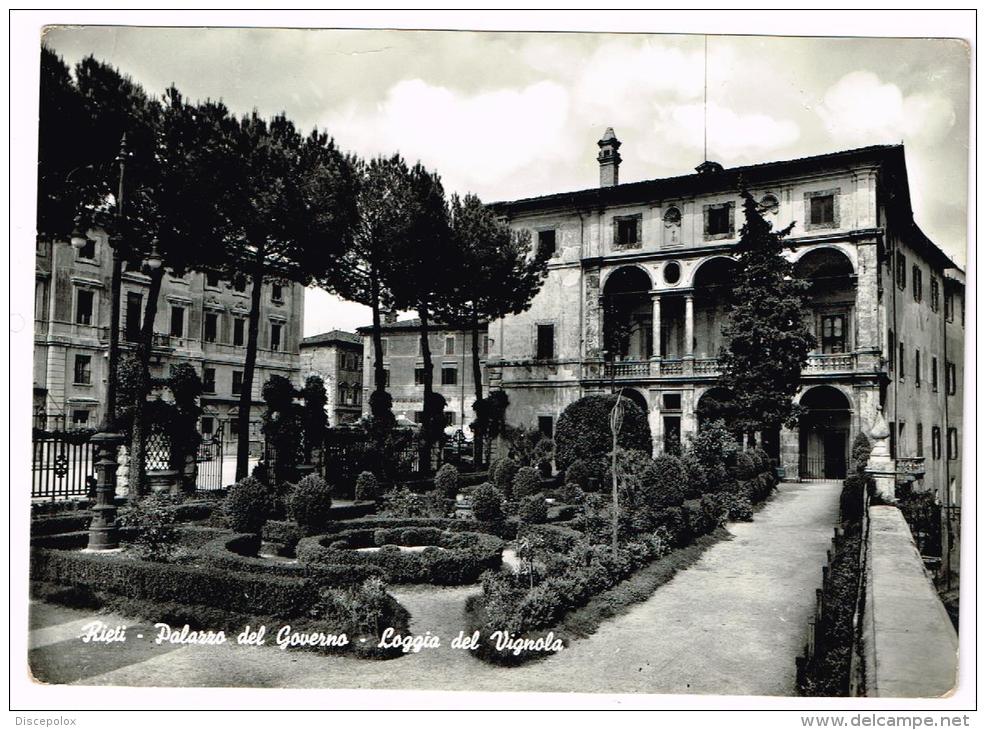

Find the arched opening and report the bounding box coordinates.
[692,257,737,359]
[794,248,856,356]
[617,387,649,416]
[603,266,652,361]
[799,385,852,480]
[696,386,735,430]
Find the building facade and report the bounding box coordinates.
[487,133,964,504]
[357,317,489,435]
[33,230,305,453]
[300,330,364,426]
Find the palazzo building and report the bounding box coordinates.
[487,131,965,506]
[300,329,364,426]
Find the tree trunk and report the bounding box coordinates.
[418,304,436,472]
[235,248,265,481]
[470,308,484,466]
[370,268,386,395]
[128,266,164,498]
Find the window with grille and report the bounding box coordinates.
[270,322,282,351]
[912,266,923,303]
[932,357,939,391]
[932,426,941,460]
[705,204,733,237]
[821,314,847,354]
[414,367,429,386]
[272,283,283,302]
[538,229,557,258]
[915,349,921,387]
[445,336,455,355]
[536,324,555,360]
[930,277,939,311]
[232,371,243,395]
[947,428,958,460]
[202,367,216,393]
[73,355,91,384]
[204,312,218,343]
[916,423,924,457]
[896,254,907,290]
[809,195,835,226]
[233,318,245,346]
[899,342,905,379]
[441,367,457,386]
[71,409,90,429]
[946,362,956,395]
[170,306,185,338]
[614,215,642,246]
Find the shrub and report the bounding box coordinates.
[119,494,180,562]
[490,457,519,498]
[555,394,651,471]
[564,459,593,490]
[685,420,739,494]
[726,494,754,522]
[512,466,542,500]
[381,487,444,518]
[471,483,505,523]
[288,474,334,533]
[434,464,460,499]
[224,476,272,534]
[652,454,687,505]
[518,494,548,525]
[354,471,379,501]
[700,493,730,529]
[733,451,758,481]
[555,482,584,505]
[532,438,555,476]
[850,433,872,474]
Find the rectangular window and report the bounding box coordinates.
[809,195,835,226]
[887,328,895,372]
[932,357,939,392]
[206,272,220,288]
[896,254,907,290]
[233,318,245,347]
[899,342,905,380]
[536,324,555,360]
[125,292,142,342]
[76,289,94,325]
[414,367,429,386]
[270,322,282,352]
[614,215,641,246]
[663,393,682,411]
[912,266,923,303]
[380,338,389,356]
[77,237,96,260]
[445,336,455,356]
[233,277,246,293]
[444,412,455,427]
[915,349,921,387]
[946,362,956,395]
[705,204,732,237]
[930,278,940,311]
[538,229,557,258]
[932,426,941,460]
[272,283,283,302]
[203,367,216,393]
[945,292,954,322]
[441,367,458,386]
[170,306,185,338]
[538,415,554,438]
[916,423,923,457]
[201,416,214,436]
[73,355,91,385]
[821,314,847,354]
[71,409,90,429]
[232,370,243,395]
[483,335,490,355]
[898,422,906,456]
[947,427,958,460]
[889,421,896,459]
[204,312,218,343]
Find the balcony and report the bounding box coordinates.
[592,352,861,381]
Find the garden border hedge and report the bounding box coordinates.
[297,528,504,585]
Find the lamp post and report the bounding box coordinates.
[73,134,151,551]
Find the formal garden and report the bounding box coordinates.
[30,387,779,665]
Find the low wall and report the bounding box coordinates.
[861,506,958,697]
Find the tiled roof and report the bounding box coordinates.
[300,329,362,347]
[355,318,488,335]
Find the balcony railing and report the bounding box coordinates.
[589,351,861,381]
[805,353,856,372]
[604,360,652,378]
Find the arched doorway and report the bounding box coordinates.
[603,266,652,361]
[696,386,734,430]
[692,257,737,359]
[617,387,649,416]
[799,385,852,480]
[794,248,856,356]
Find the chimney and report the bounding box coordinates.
[597,127,622,187]
[382,308,398,325]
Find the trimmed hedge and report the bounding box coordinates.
[555,394,651,471]
[30,499,216,538]
[297,529,503,585]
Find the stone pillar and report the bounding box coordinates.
[87,431,124,551]
[683,292,695,375]
[583,269,602,359]
[855,238,882,372]
[650,293,662,361]
[647,389,663,458]
[780,425,799,480]
[865,406,897,502]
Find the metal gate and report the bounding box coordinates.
[195,422,225,491]
[32,430,97,501]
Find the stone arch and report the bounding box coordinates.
[688,254,737,289]
[617,387,649,415]
[798,385,854,480]
[602,265,654,361]
[794,247,858,356]
[792,244,857,277]
[696,386,734,429]
[601,263,653,293]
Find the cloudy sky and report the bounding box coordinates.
[43,25,970,335]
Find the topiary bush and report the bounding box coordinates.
[354,471,378,501]
[225,476,272,534]
[434,463,460,499]
[119,494,181,562]
[518,494,548,525]
[651,453,687,508]
[512,466,542,500]
[288,474,334,533]
[850,433,872,474]
[490,457,519,499]
[564,457,605,491]
[554,394,651,471]
[471,482,504,523]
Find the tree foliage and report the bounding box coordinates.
[554,394,652,471]
[718,189,815,434]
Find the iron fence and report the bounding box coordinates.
[195,422,225,491]
[32,430,97,500]
[799,454,847,481]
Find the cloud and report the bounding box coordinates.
[650,101,800,163]
[817,71,956,145]
[322,78,572,197]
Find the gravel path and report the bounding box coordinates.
[29,481,841,695]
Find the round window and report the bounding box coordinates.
[663,261,681,285]
[761,194,779,215]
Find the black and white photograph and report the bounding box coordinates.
[10,9,974,715]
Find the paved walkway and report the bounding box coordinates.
[28,481,842,695]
